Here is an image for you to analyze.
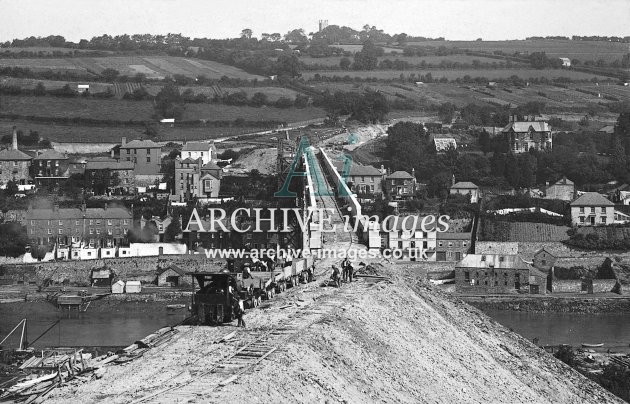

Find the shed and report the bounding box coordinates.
[125,280,142,293]
[156,265,187,287]
[91,268,113,287]
[111,280,125,294]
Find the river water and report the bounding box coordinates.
[0,302,188,349]
[484,310,630,351]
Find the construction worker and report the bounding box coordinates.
[347,261,354,283]
[331,265,341,288]
[341,257,349,283]
[234,299,246,328]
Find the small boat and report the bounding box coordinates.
[166,304,186,311]
[582,343,604,348]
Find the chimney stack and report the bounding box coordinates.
[121,137,126,146]
[12,126,18,150]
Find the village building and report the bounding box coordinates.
[67,157,87,176]
[380,216,437,261]
[334,161,383,196]
[156,265,189,287]
[570,192,614,226]
[0,128,31,186]
[433,137,457,153]
[544,177,575,201]
[502,117,552,154]
[113,138,161,176]
[173,157,222,202]
[32,149,69,187]
[436,232,471,262]
[450,181,480,203]
[455,254,546,294]
[531,247,557,273]
[85,159,135,195]
[25,203,132,247]
[384,170,416,200]
[181,141,217,165]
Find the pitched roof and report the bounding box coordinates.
[201,172,219,181]
[455,254,531,270]
[551,177,574,186]
[180,158,198,165]
[437,232,471,240]
[451,181,478,190]
[387,171,414,180]
[502,121,551,133]
[33,149,67,160]
[157,265,186,277]
[86,160,135,170]
[202,161,221,171]
[570,192,614,207]
[120,139,161,149]
[182,142,215,152]
[27,206,132,220]
[0,148,32,161]
[333,161,382,177]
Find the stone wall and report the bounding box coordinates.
[551,279,583,293]
[591,279,618,293]
[0,254,226,286]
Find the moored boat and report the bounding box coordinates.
[581,343,604,348]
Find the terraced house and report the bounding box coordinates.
[26,203,132,248]
[32,149,69,187]
[114,138,161,176]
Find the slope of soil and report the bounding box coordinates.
[45,262,620,403]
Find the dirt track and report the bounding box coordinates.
[45,259,621,404]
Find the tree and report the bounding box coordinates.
[284,28,308,43]
[273,53,301,78]
[164,216,182,242]
[4,180,18,197]
[353,40,380,70]
[154,83,185,120]
[0,222,28,257]
[250,92,268,107]
[101,68,120,82]
[61,173,84,198]
[339,57,352,70]
[241,28,253,39]
[438,103,456,123]
[478,130,491,154]
[614,111,630,156]
[34,82,46,96]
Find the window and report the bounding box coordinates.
[89,228,94,234]
[126,149,130,155]
[47,220,51,226]
[370,177,374,182]
[463,241,467,247]
[601,217,607,224]
[47,229,52,234]
[107,219,112,226]
[580,207,584,213]
[89,219,93,225]
[601,207,606,214]
[146,148,150,154]
[75,220,80,226]
[96,219,101,225]
[123,219,129,225]
[146,157,151,163]
[579,216,585,223]
[96,229,100,234]
[123,228,128,234]
[30,220,34,225]
[448,242,453,247]
[481,255,486,262]
[58,229,63,234]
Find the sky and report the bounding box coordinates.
[0,0,628,42]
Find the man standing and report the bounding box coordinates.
[341,257,349,283]
[347,261,354,283]
[234,299,246,328]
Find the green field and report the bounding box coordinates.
[300,54,523,67]
[404,40,628,62]
[0,56,262,80]
[0,95,327,122]
[303,68,609,81]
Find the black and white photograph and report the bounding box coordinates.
[0,0,629,402]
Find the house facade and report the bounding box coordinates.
[32,149,69,187]
[436,232,471,262]
[173,157,222,202]
[385,170,416,199]
[502,118,552,154]
[116,138,161,175]
[0,129,31,186]
[570,192,615,226]
[335,161,383,196]
[85,159,135,194]
[380,216,437,261]
[544,177,575,201]
[455,254,546,294]
[26,204,132,247]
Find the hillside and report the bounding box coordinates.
[45,264,620,403]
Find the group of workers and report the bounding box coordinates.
[330,257,356,287]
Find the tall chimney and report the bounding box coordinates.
[121,137,126,146]
[12,126,17,150]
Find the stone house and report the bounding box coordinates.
[173,157,222,202]
[32,149,69,187]
[570,192,614,226]
[436,232,471,262]
[156,265,189,287]
[181,141,217,165]
[384,170,416,199]
[114,138,162,176]
[85,159,135,194]
[455,254,545,294]
[450,181,479,203]
[380,216,437,261]
[502,117,552,154]
[544,177,575,201]
[334,161,383,196]
[0,128,31,186]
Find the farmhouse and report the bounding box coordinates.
[570,192,614,226]
[544,177,575,201]
[181,141,217,165]
[502,116,552,154]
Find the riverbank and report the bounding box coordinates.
[462,295,630,313]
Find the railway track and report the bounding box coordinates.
[131,279,383,404]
